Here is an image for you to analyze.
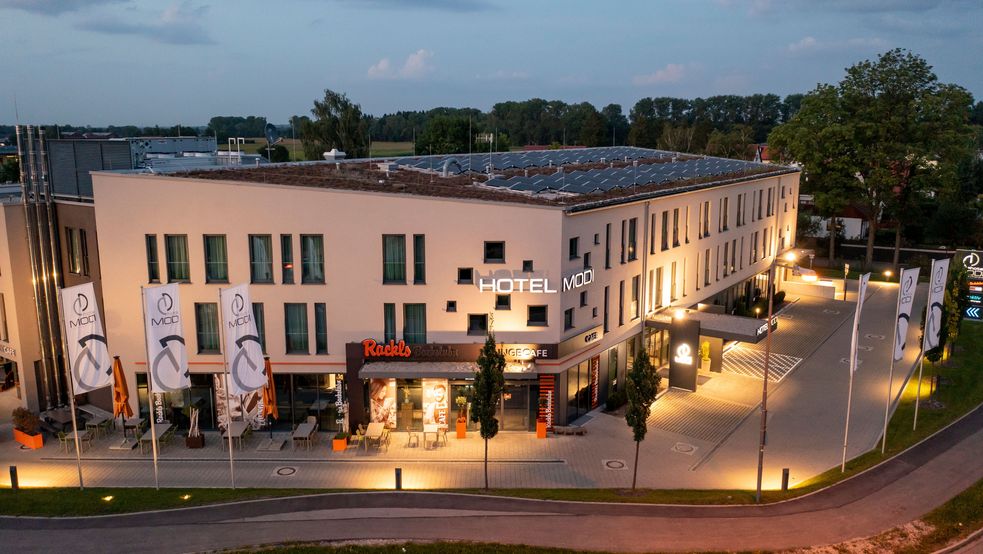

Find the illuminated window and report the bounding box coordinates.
[280,234,294,284]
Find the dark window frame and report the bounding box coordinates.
[483,241,505,264]
[467,313,489,336]
[527,305,548,327]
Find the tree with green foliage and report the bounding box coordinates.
[415,115,471,155]
[260,144,289,163]
[0,158,19,184]
[300,89,370,160]
[769,49,974,268]
[471,334,505,489]
[927,263,969,363]
[625,349,660,490]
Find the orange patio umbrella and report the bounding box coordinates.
[261,357,278,437]
[112,356,134,429]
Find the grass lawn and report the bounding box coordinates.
[912,475,983,552]
[369,141,414,157]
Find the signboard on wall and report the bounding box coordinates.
[422,378,449,429]
[356,340,561,363]
[956,250,983,321]
[557,325,604,358]
[669,316,701,392]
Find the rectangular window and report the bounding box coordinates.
[620,220,626,263]
[631,275,640,320]
[445,300,457,313]
[603,286,610,332]
[382,234,406,284]
[647,268,654,312]
[731,239,737,272]
[528,305,548,327]
[684,206,690,243]
[484,241,505,263]
[627,218,637,261]
[702,201,710,237]
[671,261,678,301]
[672,209,679,247]
[403,303,427,344]
[605,223,612,268]
[723,242,730,277]
[165,234,190,282]
[655,267,663,309]
[618,280,625,326]
[740,237,745,270]
[758,189,764,220]
[66,228,84,275]
[0,294,8,341]
[315,303,328,354]
[661,210,669,251]
[580,290,588,307]
[569,236,580,260]
[203,235,228,283]
[468,314,489,335]
[413,234,426,284]
[704,249,711,286]
[248,234,273,284]
[145,234,160,283]
[457,267,474,284]
[79,229,89,276]
[767,187,774,216]
[194,303,219,353]
[280,234,294,284]
[522,260,534,272]
[495,294,511,310]
[583,251,592,270]
[650,213,657,254]
[736,195,743,227]
[594,233,600,245]
[284,303,309,354]
[252,303,266,354]
[384,303,396,342]
[564,308,574,331]
[715,245,721,281]
[301,234,325,284]
[722,196,730,231]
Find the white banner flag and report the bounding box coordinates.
[61,283,112,394]
[924,258,951,351]
[220,284,265,396]
[143,284,190,392]
[849,273,871,374]
[893,267,921,361]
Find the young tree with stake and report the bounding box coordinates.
[472,334,505,490]
[625,349,660,490]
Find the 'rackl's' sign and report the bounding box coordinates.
[362,339,412,358]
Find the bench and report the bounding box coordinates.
[552,425,587,436]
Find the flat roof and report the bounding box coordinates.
[646,309,772,343]
[168,146,798,211]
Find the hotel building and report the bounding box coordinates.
[84,146,800,434]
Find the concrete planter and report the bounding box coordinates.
[536,420,548,439]
[332,437,348,451]
[185,434,205,449]
[456,419,467,439]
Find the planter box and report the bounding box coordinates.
[332,438,348,451]
[13,428,43,449]
[536,420,548,439]
[185,434,205,449]
[456,420,467,439]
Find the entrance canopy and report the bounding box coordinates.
[360,361,478,380]
[646,310,773,343]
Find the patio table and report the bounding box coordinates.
[364,422,384,451]
[123,417,146,439]
[139,422,173,454]
[423,424,440,449]
[222,421,249,450]
[291,422,317,451]
[85,415,110,438]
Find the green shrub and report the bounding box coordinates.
[606,389,627,411]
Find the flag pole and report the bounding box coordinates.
[218,287,236,489]
[880,283,904,454]
[841,274,867,472]
[57,289,85,490]
[913,280,931,431]
[140,287,161,490]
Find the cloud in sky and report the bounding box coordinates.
[368,49,435,80]
[75,2,214,45]
[786,36,889,55]
[0,0,126,15]
[632,64,688,86]
[475,70,529,81]
[331,0,494,13]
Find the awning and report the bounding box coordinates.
[646,310,774,343]
[359,361,540,380]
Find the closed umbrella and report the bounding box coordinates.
[261,357,278,438]
[111,356,134,434]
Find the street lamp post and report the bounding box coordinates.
[755,251,798,504]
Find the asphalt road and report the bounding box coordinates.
[3,403,982,553]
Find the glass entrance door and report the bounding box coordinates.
[501,383,529,431]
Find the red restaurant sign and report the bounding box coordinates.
[362,339,412,358]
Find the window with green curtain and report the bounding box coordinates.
[382,234,406,283]
[146,235,160,283]
[280,234,294,284]
[203,235,228,283]
[249,235,273,283]
[413,234,425,284]
[284,303,308,353]
[384,303,396,342]
[301,234,325,284]
[403,303,426,344]
[252,303,266,354]
[315,303,327,354]
[165,235,190,282]
[194,303,219,353]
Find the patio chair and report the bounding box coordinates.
[375,428,390,452]
[436,427,448,447]
[406,426,420,448]
[57,431,70,452]
[347,429,364,451]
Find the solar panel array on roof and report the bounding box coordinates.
[482,157,766,195]
[391,146,672,175]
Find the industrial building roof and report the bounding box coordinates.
[174,146,798,210]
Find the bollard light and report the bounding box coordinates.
[395,467,403,490]
[9,466,18,492]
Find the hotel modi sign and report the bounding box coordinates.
[479,269,594,293]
